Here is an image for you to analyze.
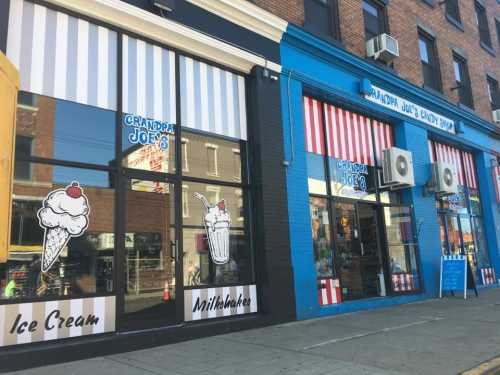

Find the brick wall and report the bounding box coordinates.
[251,0,500,125]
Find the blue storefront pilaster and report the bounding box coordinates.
[395,122,442,297]
[281,76,318,319]
[476,151,500,274]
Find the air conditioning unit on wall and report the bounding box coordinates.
[366,34,399,63]
[382,147,415,187]
[492,109,500,124]
[432,162,459,195]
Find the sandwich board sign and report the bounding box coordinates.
[439,255,467,299]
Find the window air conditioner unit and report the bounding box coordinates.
[432,162,459,195]
[492,109,500,124]
[382,147,415,187]
[366,34,399,63]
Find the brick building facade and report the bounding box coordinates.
[251,0,500,125]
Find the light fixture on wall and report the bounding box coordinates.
[151,0,175,13]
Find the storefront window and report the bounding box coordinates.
[310,197,333,278]
[307,153,327,195]
[182,182,251,287]
[430,140,490,281]
[303,97,422,302]
[182,131,243,183]
[15,92,116,166]
[384,207,420,292]
[2,164,115,300]
[329,158,377,201]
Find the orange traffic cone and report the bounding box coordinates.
[162,281,170,301]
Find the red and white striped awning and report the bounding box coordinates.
[428,140,478,189]
[303,97,394,167]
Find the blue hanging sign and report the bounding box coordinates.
[364,85,455,134]
[439,255,467,299]
[123,113,175,151]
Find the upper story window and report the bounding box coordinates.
[452,53,474,109]
[363,0,387,41]
[496,19,500,48]
[445,0,461,25]
[14,135,33,180]
[487,76,499,111]
[418,29,442,92]
[475,1,492,49]
[304,0,341,41]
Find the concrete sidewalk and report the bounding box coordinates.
[8,289,500,375]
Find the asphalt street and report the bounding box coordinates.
[7,288,500,375]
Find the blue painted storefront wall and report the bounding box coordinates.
[280,24,500,320]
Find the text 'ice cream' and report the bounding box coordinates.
[194,193,231,265]
[37,182,90,273]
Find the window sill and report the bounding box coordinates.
[480,41,496,57]
[303,26,344,51]
[457,102,475,113]
[445,14,465,32]
[422,84,445,99]
[421,0,436,8]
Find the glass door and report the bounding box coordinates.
[120,175,181,330]
[357,203,385,298]
[334,201,384,300]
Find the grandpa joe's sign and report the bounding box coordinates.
[365,85,455,134]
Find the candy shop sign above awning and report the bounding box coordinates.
[363,84,455,134]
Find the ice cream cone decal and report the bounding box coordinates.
[37,182,90,273]
[194,193,231,265]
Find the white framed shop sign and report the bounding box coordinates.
[184,285,257,321]
[0,296,115,347]
[364,84,455,134]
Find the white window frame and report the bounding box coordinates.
[205,143,219,177]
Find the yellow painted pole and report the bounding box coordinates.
[0,52,19,264]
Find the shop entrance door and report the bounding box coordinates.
[334,201,385,300]
[119,174,182,330]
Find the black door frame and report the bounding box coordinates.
[116,168,184,331]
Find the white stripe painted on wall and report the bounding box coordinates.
[249,285,257,313]
[17,303,31,345]
[153,45,163,121]
[92,297,105,334]
[7,0,23,69]
[7,0,117,110]
[180,56,247,140]
[31,4,47,94]
[54,12,69,98]
[44,300,59,341]
[97,26,109,108]
[69,299,83,337]
[76,19,89,104]
[191,289,201,321]
[200,62,209,132]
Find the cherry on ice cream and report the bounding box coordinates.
[66,182,83,199]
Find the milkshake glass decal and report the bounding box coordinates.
[37,182,90,272]
[194,193,231,265]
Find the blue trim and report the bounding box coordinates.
[282,24,500,137]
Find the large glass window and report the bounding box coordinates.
[475,1,492,49]
[453,54,474,109]
[182,182,251,287]
[303,97,422,302]
[430,140,491,281]
[2,164,115,300]
[310,197,333,279]
[15,92,116,166]
[445,0,461,25]
[384,206,420,293]
[363,0,387,41]
[304,0,340,41]
[418,29,442,92]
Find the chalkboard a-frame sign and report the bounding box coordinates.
[439,255,467,299]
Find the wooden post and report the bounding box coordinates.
[0,52,19,264]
